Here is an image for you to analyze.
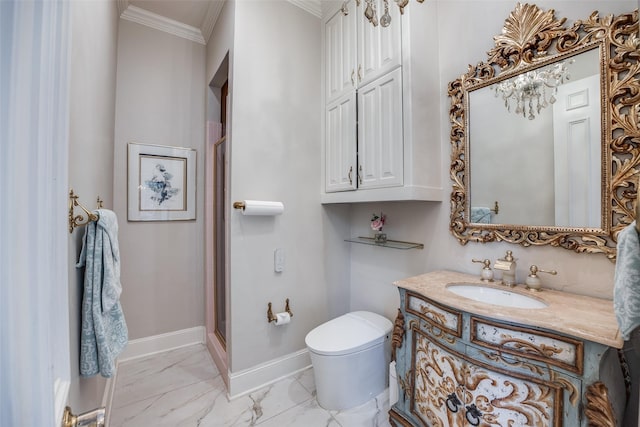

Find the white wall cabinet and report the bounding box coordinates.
[357,2,402,88]
[322,1,443,203]
[325,1,356,103]
[326,93,357,192]
[324,0,401,105]
[358,67,403,189]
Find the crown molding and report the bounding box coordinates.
[201,1,224,43]
[116,0,129,16]
[120,5,206,44]
[286,0,322,18]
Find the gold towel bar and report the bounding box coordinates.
[491,201,499,215]
[68,189,101,233]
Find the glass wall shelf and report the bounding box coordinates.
[345,236,424,250]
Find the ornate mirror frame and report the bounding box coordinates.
[449,3,639,261]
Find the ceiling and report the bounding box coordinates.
[118,0,323,44]
[128,0,215,29]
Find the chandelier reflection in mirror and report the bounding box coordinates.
[342,0,423,28]
[494,60,573,120]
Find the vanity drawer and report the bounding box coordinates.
[470,317,584,375]
[405,291,462,337]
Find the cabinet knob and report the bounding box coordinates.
[348,166,353,185]
[445,393,461,413]
[358,64,363,82]
[358,164,363,185]
[465,404,482,426]
[351,70,356,86]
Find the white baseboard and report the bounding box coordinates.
[228,349,311,399]
[118,326,205,363]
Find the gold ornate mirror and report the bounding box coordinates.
[449,3,639,261]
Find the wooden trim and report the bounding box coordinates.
[585,381,617,426]
[405,291,462,337]
[389,407,416,427]
[470,316,584,375]
[391,308,405,362]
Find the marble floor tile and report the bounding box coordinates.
[197,376,314,426]
[330,390,392,427]
[256,398,339,427]
[109,377,224,427]
[109,344,389,427]
[112,344,219,410]
[293,367,316,396]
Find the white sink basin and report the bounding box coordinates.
[446,283,548,309]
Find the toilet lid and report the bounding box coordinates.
[305,311,392,356]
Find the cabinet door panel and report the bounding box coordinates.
[412,328,565,427]
[358,68,403,189]
[325,2,356,103]
[326,94,357,192]
[358,3,402,86]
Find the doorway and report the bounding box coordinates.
[205,55,230,386]
[214,81,228,345]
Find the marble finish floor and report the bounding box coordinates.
[109,344,392,426]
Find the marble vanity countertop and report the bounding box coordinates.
[394,270,623,349]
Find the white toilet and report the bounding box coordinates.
[305,311,393,410]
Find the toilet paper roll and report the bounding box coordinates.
[242,200,284,216]
[274,312,291,325]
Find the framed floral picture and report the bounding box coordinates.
[127,143,196,221]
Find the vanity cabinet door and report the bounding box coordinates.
[411,327,567,426]
[411,327,467,426]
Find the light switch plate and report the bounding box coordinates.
[274,248,285,272]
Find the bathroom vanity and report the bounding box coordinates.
[388,271,626,427]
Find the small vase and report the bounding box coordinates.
[374,232,387,244]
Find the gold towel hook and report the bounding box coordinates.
[69,189,100,233]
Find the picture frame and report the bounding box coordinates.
[127,143,196,221]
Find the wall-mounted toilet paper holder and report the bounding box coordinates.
[233,200,284,216]
[267,298,293,323]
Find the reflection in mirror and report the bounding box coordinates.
[448,3,640,260]
[468,49,602,228]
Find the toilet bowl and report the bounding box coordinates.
[305,311,392,410]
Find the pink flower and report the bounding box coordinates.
[371,212,386,231]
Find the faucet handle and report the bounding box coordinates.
[525,265,557,291]
[530,265,557,277]
[472,258,494,282]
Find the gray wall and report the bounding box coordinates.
[227,0,331,372]
[67,0,119,413]
[113,20,206,339]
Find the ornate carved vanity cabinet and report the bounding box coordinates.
[388,271,625,427]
